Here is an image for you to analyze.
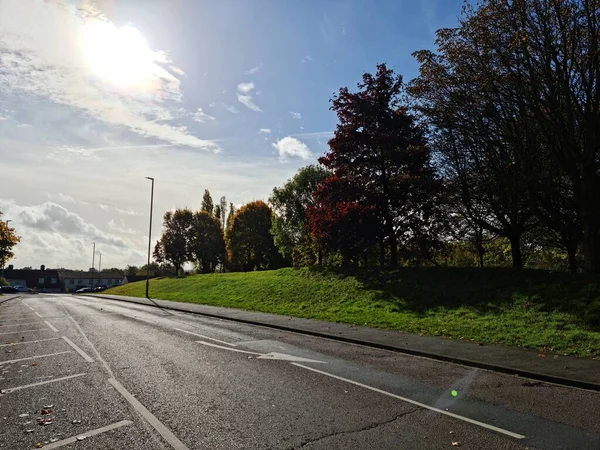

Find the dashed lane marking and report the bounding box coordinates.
[174,328,237,346]
[0,351,72,366]
[44,320,59,332]
[1,373,87,394]
[36,420,133,449]
[61,336,94,362]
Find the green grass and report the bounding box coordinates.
[106,267,600,359]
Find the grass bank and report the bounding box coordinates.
[106,267,600,359]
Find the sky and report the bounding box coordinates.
[0,0,463,270]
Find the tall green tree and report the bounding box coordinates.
[200,189,214,216]
[322,64,439,267]
[226,202,236,231]
[269,165,331,265]
[227,201,279,271]
[153,208,194,275]
[189,211,226,273]
[0,213,19,269]
[219,196,227,229]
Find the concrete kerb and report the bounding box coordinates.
[0,294,21,305]
[82,293,600,392]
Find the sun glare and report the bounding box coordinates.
[83,22,158,89]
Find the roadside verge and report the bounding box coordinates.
[82,293,600,392]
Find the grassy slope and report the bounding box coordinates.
[107,267,600,359]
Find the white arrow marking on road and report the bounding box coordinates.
[196,341,327,363]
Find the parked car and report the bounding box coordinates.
[75,287,93,293]
[13,285,33,293]
[94,286,106,292]
[1,286,17,293]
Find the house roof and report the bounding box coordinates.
[3,269,60,288]
[57,271,123,280]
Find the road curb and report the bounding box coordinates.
[0,294,21,305]
[83,293,600,392]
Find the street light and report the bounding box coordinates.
[1,220,11,281]
[145,177,154,298]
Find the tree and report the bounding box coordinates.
[201,189,214,216]
[269,165,331,265]
[322,63,439,267]
[226,202,236,230]
[154,209,194,275]
[0,213,19,269]
[219,196,227,229]
[227,201,279,271]
[213,205,221,224]
[102,267,125,275]
[188,211,226,273]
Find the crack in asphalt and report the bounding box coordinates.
[293,408,420,448]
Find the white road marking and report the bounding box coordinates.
[1,373,87,394]
[291,363,526,440]
[44,320,59,332]
[61,336,94,362]
[39,420,133,449]
[28,306,34,311]
[257,352,327,363]
[35,312,42,318]
[196,340,261,355]
[123,314,157,325]
[0,337,60,347]
[0,351,72,365]
[0,329,49,335]
[108,378,189,450]
[174,328,237,346]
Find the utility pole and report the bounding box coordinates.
[98,252,102,273]
[91,242,95,288]
[1,220,11,281]
[145,177,154,299]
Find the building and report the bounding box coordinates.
[3,265,61,293]
[58,270,124,292]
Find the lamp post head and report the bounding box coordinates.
[145,176,154,181]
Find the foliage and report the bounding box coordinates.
[200,189,214,216]
[0,212,20,268]
[227,201,279,271]
[320,64,440,267]
[269,165,331,265]
[189,211,226,273]
[153,208,194,275]
[226,202,236,231]
[107,266,600,359]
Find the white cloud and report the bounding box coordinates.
[237,82,255,94]
[258,128,271,134]
[237,94,262,112]
[301,55,313,63]
[244,64,262,75]
[191,108,215,123]
[290,111,302,120]
[236,82,262,112]
[98,203,140,216]
[17,123,33,128]
[48,192,75,204]
[169,66,186,76]
[272,137,312,161]
[223,104,240,114]
[291,131,334,140]
[0,0,218,152]
[108,219,138,235]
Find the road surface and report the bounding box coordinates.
[1,294,599,449]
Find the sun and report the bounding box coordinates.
[83,22,158,88]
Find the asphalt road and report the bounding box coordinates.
[1,294,599,450]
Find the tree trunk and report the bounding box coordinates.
[477,247,485,268]
[379,240,385,267]
[509,234,523,269]
[566,243,577,274]
[386,221,398,267]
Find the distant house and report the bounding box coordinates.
[58,270,124,292]
[3,265,61,293]
[122,274,158,284]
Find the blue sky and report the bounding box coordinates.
[0,0,463,269]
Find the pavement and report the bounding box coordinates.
[90,293,600,391]
[0,293,599,449]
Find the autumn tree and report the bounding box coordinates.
[321,63,439,267]
[227,201,279,271]
[214,205,221,224]
[269,165,331,265]
[153,209,194,275]
[226,203,236,231]
[0,213,19,270]
[189,211,226,273]
[219,196,227,228]
[200,189,214,216]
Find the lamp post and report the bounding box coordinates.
[91,243,95,288]
[1,220,11,281]
[145,177,154,298]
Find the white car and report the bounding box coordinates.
[13,285,33,293]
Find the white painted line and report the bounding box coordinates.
[45,320,59,332]
[1,373,87,394]
[174,328,237,346]
[62,336,94,362]
[0,337,60,347]
[38,420,133,449]
[108,378,189,450]
[0,351,72,365]
[0,329,49,335]
[291,363,526,440]
[123,314,156,325]
[35,312,42,318]
[28,306,34,311]
[196,340,260,355]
